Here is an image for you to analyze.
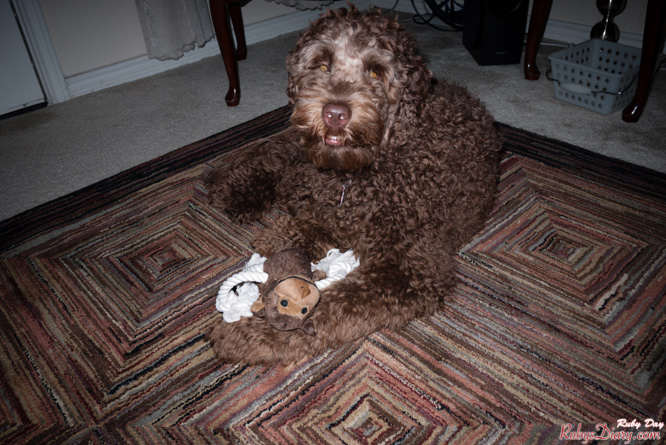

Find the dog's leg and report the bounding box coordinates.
[253,215,339,261]
[205,139,299,223]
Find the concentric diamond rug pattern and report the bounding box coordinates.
[1,107,664,444]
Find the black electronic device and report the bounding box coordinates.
[463,0,529,65]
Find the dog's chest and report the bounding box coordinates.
[293,175,367,214]
[292,168,417,226]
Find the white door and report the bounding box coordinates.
[1,0,46,116]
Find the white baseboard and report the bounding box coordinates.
[65,42,222,99]
[64,0,650,100]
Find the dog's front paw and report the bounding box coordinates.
[205,167,277,223]
[206,316,313,365]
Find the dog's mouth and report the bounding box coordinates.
[290,99,385,170]
[324,134,345,147]
[301,131,375,171]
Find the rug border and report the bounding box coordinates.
[496,122,666,200]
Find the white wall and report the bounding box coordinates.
[38,0,651,79]
[39,0,146,77]
[38,0,295,78]
[548,0,647,35]
[31,0,653,100]
[243,1,295,25]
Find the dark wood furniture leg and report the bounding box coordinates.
[210,0,246,106]
[229,2,247,61]
[524,0,553,80]
[621,0,666,122]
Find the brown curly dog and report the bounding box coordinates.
[206,6,500,365]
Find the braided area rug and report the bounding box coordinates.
[1,107,665,444]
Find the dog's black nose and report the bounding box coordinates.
[322,103,351,130]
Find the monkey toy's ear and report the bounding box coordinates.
[251,300,266,318]
[301,319,316,336]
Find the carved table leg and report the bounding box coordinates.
[229,2,247,61]
[622,0,666,122]
[524,0,554,80]
[210,0,244,106]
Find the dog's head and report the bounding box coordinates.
[286,5,434,171]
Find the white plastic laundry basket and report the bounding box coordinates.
[547,39,663,114]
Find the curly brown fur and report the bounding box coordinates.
[205,6,501,365]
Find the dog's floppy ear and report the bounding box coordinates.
[285,8,332,105]
[286,42,320,105]
[286,51,299,105]
[285,30,314,105]
[391,50,435,147]
[404,64,434,104]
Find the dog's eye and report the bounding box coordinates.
[320,64,329,73]
[280,299,288,307]
[369,70,379,80]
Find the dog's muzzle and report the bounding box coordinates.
[322,103,351,146]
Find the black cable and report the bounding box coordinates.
[411,0,464,31]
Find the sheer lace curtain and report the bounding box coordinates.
[135,0,215,60]
[135,0,335,61]
[268,0,333,9]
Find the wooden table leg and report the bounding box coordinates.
[524,0,553,80]
[210,0,244,106]
[621,0,666,122]
[229,2,247,61]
